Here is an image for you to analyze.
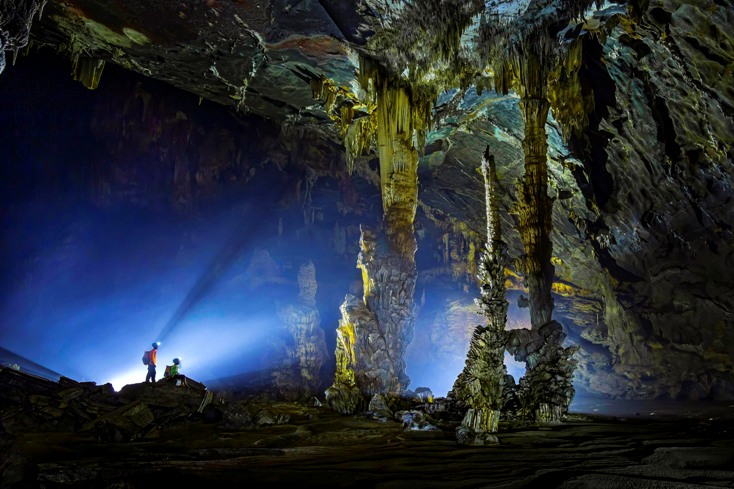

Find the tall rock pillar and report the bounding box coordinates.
[452,148,509,445]
[505,51,578,423]
[327,60,426,412]
[516,52,554,330]
[273,261,329,401]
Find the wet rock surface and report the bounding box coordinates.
[3,368,734,488]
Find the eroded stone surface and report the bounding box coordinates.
[3,367,734,489]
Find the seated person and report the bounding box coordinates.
[164,357,188,386]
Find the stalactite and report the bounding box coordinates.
[310,75,375,175]
[359,59,429,252]
[547,38,591,143]
[0,0,47,74]
[72,56,106,90]
[344,114,376,175]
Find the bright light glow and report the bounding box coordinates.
[109,368,148,392]
[407,290,534,397]
[1,59,368,399]
[504,351,526,381]
[103,313,275,391]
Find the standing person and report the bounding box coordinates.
[145,342,159,383]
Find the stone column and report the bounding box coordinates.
[327,67,423,411]
[515,52,555,331]
[510,52,577,423]
[452,148,508,445]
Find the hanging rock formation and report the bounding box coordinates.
[0,0,46,74]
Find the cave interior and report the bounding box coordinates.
[1,0,733,487]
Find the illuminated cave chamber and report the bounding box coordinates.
[1,0,733,413]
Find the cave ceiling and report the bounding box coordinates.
[2,0,734,400]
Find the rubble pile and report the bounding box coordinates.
[0,368,215,443]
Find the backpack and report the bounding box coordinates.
[142,350,151,366]
[164,365,172,378]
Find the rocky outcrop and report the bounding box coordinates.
[2,367,734,489]
[272,261,329,401]
[562,0,734,400]
[0,367,212,442]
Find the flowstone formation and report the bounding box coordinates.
[272,261,329,401]
[451,148,509,445]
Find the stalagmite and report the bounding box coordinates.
[273,261,329,401]
[451,148,509,445]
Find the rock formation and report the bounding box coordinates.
[0,0,46,74]
[476,0,595,422]
[452,148,509,445]
[327,60,427,410]
[326,223,417,412]
[272,260,329,401]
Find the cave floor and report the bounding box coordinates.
[15,401,734,489]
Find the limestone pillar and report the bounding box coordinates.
[327,62,425,411]
[510,51,576,423]
[452,148,508,444]
[515,52,555,331]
